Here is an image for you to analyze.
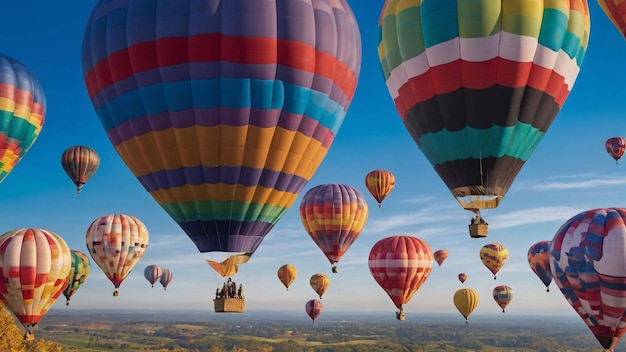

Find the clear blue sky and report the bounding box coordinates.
[1,1,626,327]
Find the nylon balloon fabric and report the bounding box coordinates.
[378,0,590,210]
[550,208,626,351]
[0,54,45,185]
[81,0,362,255]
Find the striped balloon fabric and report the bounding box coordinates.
[597,0,626,39]
[365,170,396,207]
[368,235,433,311]
[63,249,91,305]
[527,240,552,292]
[492,285,513,312]
[0,54,45,184]
[0,228,71,337]
[378,0,590,211]
[159,269,173,290]
[61,145,100,193]
[480,243,508,280]
[81,0,362,255]
[605,137,626,163]
[300,184,369,272]
[550,208,626,351]
[86,214,149,296]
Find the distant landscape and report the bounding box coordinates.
[29,309,622,352]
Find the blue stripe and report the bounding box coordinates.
[420,0,459,48]
[418,121,545,165]
[97,78,345,135]
[538,9,568,54]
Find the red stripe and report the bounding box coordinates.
[393,58,569,119]
[85,34,357,101]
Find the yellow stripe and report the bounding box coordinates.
[395,0,422,13]
[149,182,299,208]
[115,125,329,179]
[0,97,15,112]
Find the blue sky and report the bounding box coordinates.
[1,1,626,327]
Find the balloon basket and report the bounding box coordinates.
[214,298,245,313]
[396,310,405,321]
[469,223,488,238]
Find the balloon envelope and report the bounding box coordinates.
[480,243,508,279]
[550,208,626,351]
[0,228,71,336]
[64,250,91,305]
[305,299,323,322]
[0,54,45,185]
[160,269,173,290]
[458,273,467,284]
[82,0,362,256]
[144,264,163,288]
[605,137,626,163]
[433,249,448,266]
[454,288,479,323]
[309,273,330,299]
[86,214,149,296]
[61,145,100,193]
[492,285,513,313]
[277,264,297,291]
[300,184,369,272]
[368,235,433,311]
[527,241,552,292]
[365,170,395,207]
[378,0,590,211]
[597,0,626,39]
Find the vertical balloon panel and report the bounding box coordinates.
[82,0,362,255]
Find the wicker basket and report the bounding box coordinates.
[214,298,245,313]
[469,223,488,238]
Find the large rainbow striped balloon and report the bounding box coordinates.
[81,0,362,255]
[378,0,590,211]
[0,54,45,184]
[550,208,626,351]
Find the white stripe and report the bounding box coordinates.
[385,33,581,100]
[368,258,433,267]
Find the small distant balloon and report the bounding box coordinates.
[492,285,513,313]
[310,273,330,299]
[365,170,395,207]
[64,250,91,306]
[480,243,508,279]
[144,264,163,288]
[305,299,323,323]
[458,273,467,284]
[605,137,626,164]
[434,249,448,266]
[61,145,100,193]
[527,241,552,292]
[454,288,479,324]
[277,264,297,291]
[160,269,173,290]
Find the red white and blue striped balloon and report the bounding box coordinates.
[82,0,362,255]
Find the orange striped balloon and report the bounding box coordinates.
[365,170,395,207]
[597,0,626,39]
[0,228,71,338]
[61,145,100,193]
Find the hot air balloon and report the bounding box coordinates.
[454,288,479,324]
[368,235,433,320]
[160,269,173,290]
[0,228,70,340]
[527,241,552,292]
[605,137,626,164]
[305,299,323,323]
[492,285,513,313]
[144,264,163,288]
[365,170,395,207]
[480,243,508,279]
[277,264,297,291]
[300,184,369,273]
[63,249,91,306]
[81,0,362,271]
[378,0,590,237]
[458,273,467,284]
[550,208,626,351]
[86,214,149,296]
[433,249,448,267]
[0,54,45,186]
[597,0,626,39]
[61,145,100,193]
[310,273,330,299]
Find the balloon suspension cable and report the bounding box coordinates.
[479,149,484,186]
